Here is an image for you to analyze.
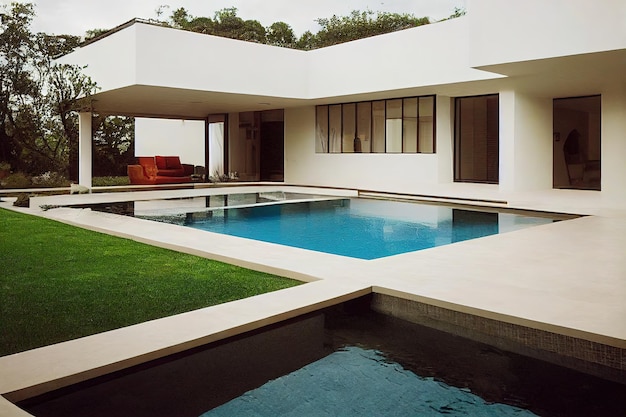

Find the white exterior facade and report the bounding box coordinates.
[60,0,626,210]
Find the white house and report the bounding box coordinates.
[60,0,626,210]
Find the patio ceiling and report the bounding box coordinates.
[77,85,309,119]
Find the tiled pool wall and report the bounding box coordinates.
[371,293,625,384]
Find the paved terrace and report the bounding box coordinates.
[1,184,625,416]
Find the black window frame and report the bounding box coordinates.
[315,95,437,154]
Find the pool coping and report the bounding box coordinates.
[1,185,625,414]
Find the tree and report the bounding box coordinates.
[92,115,135,176]
[160,7,431,51]
[295,31,316,51]
[169,7,191,29]
[266,22,296,48]
[312,10,430,49]
[211,8,266,43]
[84,28,109,42]
[166,7,266,43]
[0,2,97,179]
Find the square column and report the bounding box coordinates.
[436,96,453,183]
[601,86,626,204]
[499,90,552,193]
[78,112,93,188]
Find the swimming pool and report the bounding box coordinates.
[19,302,624,417]
[138,198,557,260]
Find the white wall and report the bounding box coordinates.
[135,118,205,166]
[308,17,503,98]
[57,25,137,92]
[134,24,309,98]
[469,0,626,68]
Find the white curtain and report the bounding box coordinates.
[209,122,224,176]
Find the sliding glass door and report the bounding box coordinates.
[454,94,499,183]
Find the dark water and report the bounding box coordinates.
[18,307,624,417]
[201,345,540,417]
[322,309,625,417]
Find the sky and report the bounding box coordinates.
[6,0,466,38]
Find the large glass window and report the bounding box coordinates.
[386,99,403,153]
[372,101,386,153]
[403,98,418,153]
[315,106,328,153]
[342,103,356,153]
[454,94,499,183]
[329,105,342,153]
[553,95,601,190]
[356,102,371,153]
[316,95,436,154]
[419,96,435,153]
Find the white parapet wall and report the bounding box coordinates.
[468,0,626,68]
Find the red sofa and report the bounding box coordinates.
[127,156,194,185]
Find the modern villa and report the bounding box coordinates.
[0,0,625,416]
[58,0,626,211]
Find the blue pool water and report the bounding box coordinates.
[201,346,538,417]
[185,198,554,259]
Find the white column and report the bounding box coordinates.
[499,90,553,193]
[601,85,626,205]
[498,90,516,193]
[78,112,92,188]
[436,95,453,183]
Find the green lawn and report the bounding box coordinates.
[0,208,301,356]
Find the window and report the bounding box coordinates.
[342,104,356,153]
[553,95,601,190]
[315,95,436,154]
[372,101,385,153]
[454,94,499,183]
[315,106,328,153]
[356,102,371,153]
[329,105,342,153]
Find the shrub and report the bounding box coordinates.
[31,171,70,188]
[1,172,32,189]
[92,176,131,186]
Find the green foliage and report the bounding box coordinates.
[84,28,109,41]
[167,7,268,43]
[0,172,31,188]
[30,171,69,187]
[311,10,430,49]
[0,2,98,179]
[91,176,131,186]
[267,21,296,48]
[159,7,431,51]
[92,115,135,176]
[446,7,467,20]
[212,7,266,43]
[0,208,301,355]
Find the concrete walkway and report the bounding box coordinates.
[0,185,624,415]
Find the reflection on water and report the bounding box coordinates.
[77,197,560,259]
[201,346,539,417]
